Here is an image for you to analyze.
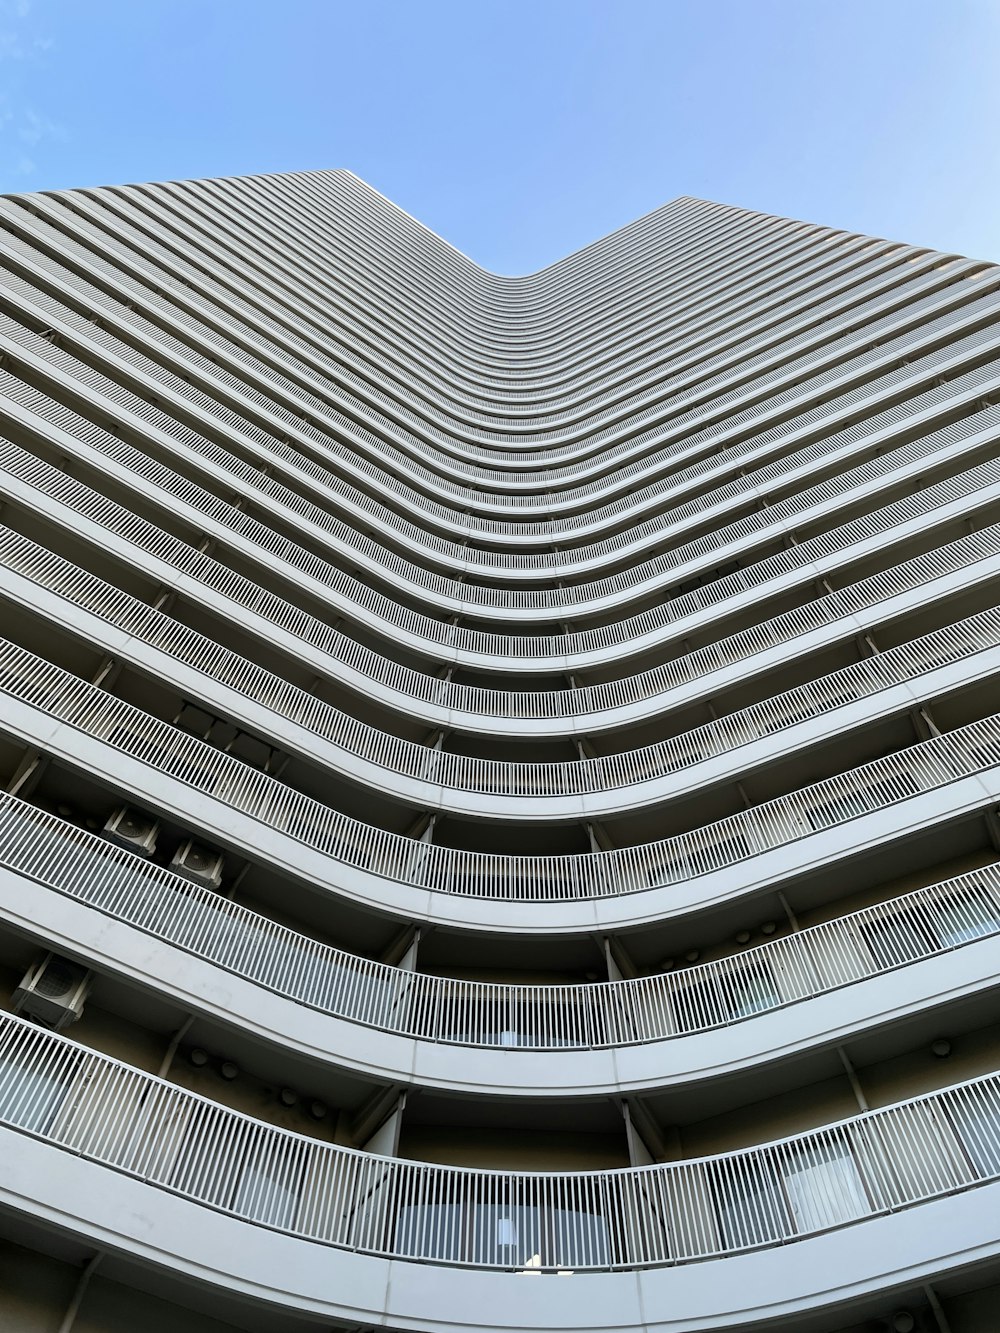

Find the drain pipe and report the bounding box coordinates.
[924,1283,954,1333]
[158,1014,196,1078]
[58,1252,102,1333]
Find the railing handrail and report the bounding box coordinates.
[4,411,999,670]
[1,792,997,1052]
[88,184,905,421]
[10,302,1000,616]
[2,636,999,903]
[1,1005,999,1269]
[15,236,996,550]
[2,522,997,807]
[13,193,908,430]
[8,195,998,502]
[24,186,991,467]
[77,194,938,455]
[121,177,866,381]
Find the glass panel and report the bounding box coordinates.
[723,961,780,1019]
[233,1151,301,1228]
[460,1202,610,1268]
[0,1051,69,1134]
[781,1137,869,1232]
[806,771,919,831]
[470,1203,542,1266]
[934,885,1000,947]
[549,1205,610,1268]
[670,973,725,1031]
[713,1158,789,1249]
[395,1202,464,1261]
[806,790,867,830]
[859,908,931,968]
[949,1088,1000,1177]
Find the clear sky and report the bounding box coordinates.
[1,0,999,274]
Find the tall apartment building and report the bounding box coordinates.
[0,169,998,1333]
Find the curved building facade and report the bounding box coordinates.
[0,170,998,1332]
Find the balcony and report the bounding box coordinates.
[0,645,996,960]
[8,288,1000,606]
[1,792,998,1099]
[0,1006,999,1330]
[3,516,998,828]
[1,170,998,1333]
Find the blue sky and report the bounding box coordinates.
[1,0,999,273]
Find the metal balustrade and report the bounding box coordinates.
[213,179,827,362]
[0,1007,998,1269]
[296,179,767,317]
[3,420,996,676]
[96,186,835,383]
[2,636,999,902]
[13,259,1000,565]
[10,297,1000,609]
[31,194,874,458]
[82,182,864,384]
[9,344,1000,638]
[0,218,959,529]
[70,183,924,432]
[2,165,999,1331]
[4,447,995,733]
[47,234,979,457]
[86,183,938,437]
[3,523,998,811]
[1,792,998,1052]
[7,195,997,491]
[0,210,960,506]
[202,182,744,341]
[310,175,861,340]
[9,218,986,495]
[46,187,773,396]
[141,180,877,406]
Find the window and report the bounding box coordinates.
[949,1088,1000,1177]
[859,905,931,968]
[671,972,724,1031]
[805,770,919,832]
[395,1201,610,1268]
[724,960,780,1019]
[395,1202,464,1261]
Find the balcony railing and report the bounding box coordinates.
[2,637,999,902]
[21,189,797,404]
[84,187,907,423]
[15,239,997,550]
[134,186,884,418]
[0,1008,998,1270]
[79,186,758,361]
[7,200,998,492]
[11,303,1000,614]
[20,188,992,464]
[267,179,787,326]
[102,183,872,394]
[74,195,940,456]
[1,792,998,1053]
[3,523,997,809]
[3,418,998,669]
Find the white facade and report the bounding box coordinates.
[0,170,998,1332]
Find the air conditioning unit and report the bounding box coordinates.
[13,954,91,1030]
[103,805,160,857]
[169,838,225,890]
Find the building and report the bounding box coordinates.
[0,168,998,1333]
